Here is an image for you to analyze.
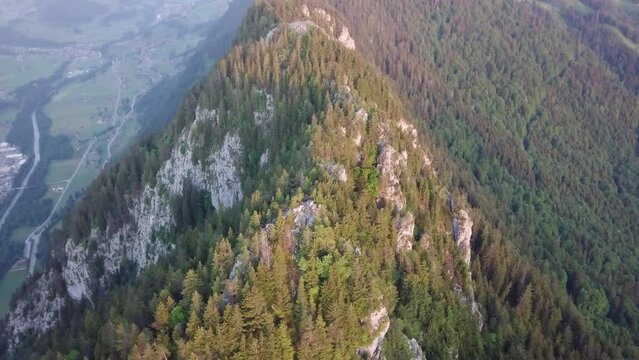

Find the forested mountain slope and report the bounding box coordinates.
[1,0,637,359]
[2,8,487,358]
[264,0,639,354]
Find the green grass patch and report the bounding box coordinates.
[0,54,64,93]
[111,116,140,157]
[9,226,34,244]
[46,157,81,184]
[57,164,99,207]
[46,72,117,140]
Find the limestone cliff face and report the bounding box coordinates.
[377,143,408,212]
[266,4,356,51]
[395,212,415,252]
[358,305,391,359]
[253,90,274,127]
[62,106,244,303]
[453,209,473,265]
[452,208,484,331]
[7,104,245,345]
[408,337,426,360]
[7,271,64,350]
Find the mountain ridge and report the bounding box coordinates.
[1,0,637,358]
[2,6,486,357]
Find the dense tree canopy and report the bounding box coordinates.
[3,0,638,358]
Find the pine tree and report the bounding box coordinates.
[213,238,235,278]
[186,310,201,339]
[272,244,293,325]
[275,324,295,360]
[153,301,171,333]
[182,269,203,302]
[203,295,221,330]
[216,305,243,357]
[242,286,272,336]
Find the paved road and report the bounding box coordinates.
[103,89,144,168]
[26,139,96,274]
[111,62,122,126]
[0,111,41,232]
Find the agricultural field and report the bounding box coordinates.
[0,53,66,95]
[45,71,117,140]
[8,227,32,245]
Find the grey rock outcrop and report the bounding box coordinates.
[260,150,270,167]
[451,209,484,330]
[7,271,65,350]
[454,284,484,331]
[452,210,473,266]
[337,26,356,49]
[377,144,407,212]
[325,162,348,182]
[266,5,356,50]
[254,90,274,126]
[8,106,245,346]
[358,306,390,359]
[408,338,426,360]
[291,200,322,235]
[396,212,415,252]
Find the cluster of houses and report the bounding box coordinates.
[0,142,27,202]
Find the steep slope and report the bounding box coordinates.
[263,0,639,355]
[0,1,633,359]
[2,9,480,358]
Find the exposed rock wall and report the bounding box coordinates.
[397,118,434,173]
[452,210,473,266]
[156,111,243,210]
[377,144,407,212]
[451,209,484,330]
[7,272,65,350]
[208,133,243,209]
[395,212,415,252]
[291,200,322,235]
[266,5,356,50]
[260,150,270,167]
[254,90,274,126]
[8,106,245,345]
[195,106,218,126]
[358,305,390,359]
[325,162,348,182]
[454,284,484,331]
[62,239,91,301]
[408,337,426,360]
[337,26,356,49]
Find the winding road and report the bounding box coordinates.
[0,112,41,232]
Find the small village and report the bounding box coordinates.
[0,142,27,202]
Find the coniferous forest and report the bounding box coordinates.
[1,0,638,359]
